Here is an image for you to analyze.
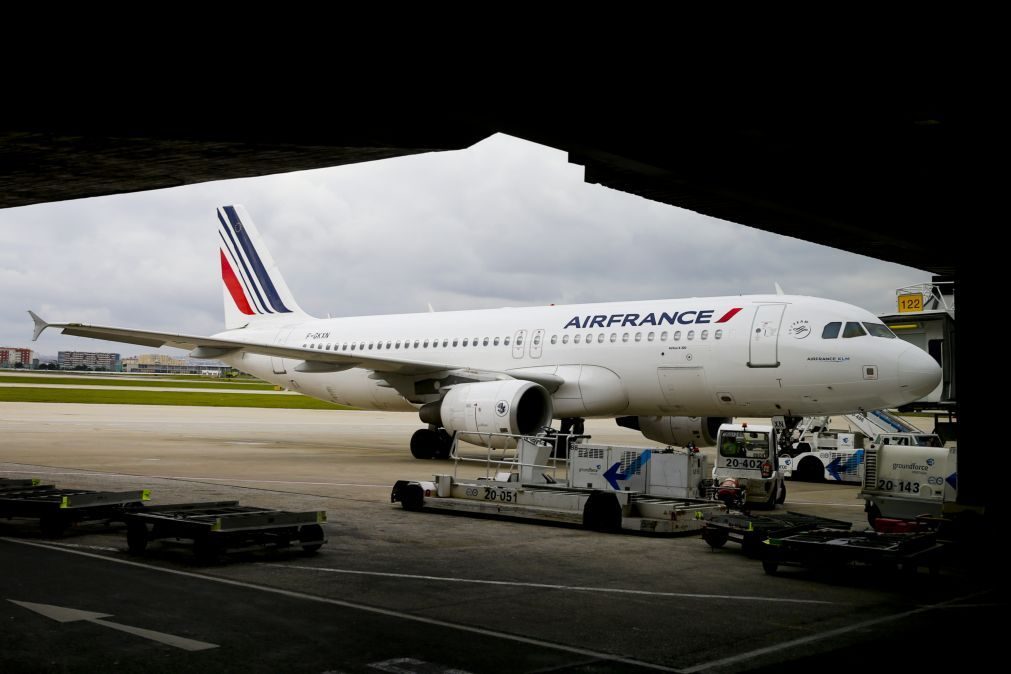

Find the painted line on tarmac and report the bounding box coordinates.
[267,564,837,605]
[0,468,386,489]
[680,589,994,673]
[1,538,681,673]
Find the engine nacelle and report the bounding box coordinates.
[421,380,553,448]
[616,415,729,446]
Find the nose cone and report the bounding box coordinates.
[897,346,942,401]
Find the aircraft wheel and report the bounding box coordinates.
[410,429,439,459]
[776,481,787,505]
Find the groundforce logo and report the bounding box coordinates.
[892,462,929,472]
[563,307,741,329]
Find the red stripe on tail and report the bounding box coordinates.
[220,249,255,315]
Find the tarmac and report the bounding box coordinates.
[0,403,1003,673]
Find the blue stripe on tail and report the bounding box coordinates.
[222,206,291,313]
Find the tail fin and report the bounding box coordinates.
[217,205,310,329]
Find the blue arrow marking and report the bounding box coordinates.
[602,450,653,490]
[826,450,863,481]
[946,472,957,490]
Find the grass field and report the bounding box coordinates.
[0,387,355,410]
[0,375,275,390]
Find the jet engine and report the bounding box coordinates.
[420,380,553,448]
[616,415,730,446]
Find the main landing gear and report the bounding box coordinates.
[410,426,453,460]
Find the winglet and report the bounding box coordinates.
[28,310,49,341]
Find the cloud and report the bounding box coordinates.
[0,133,929,359]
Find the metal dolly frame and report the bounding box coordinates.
[761,528,944,576]
[122,501,327,560]
[0,482,150,537]
[701,510,852,556]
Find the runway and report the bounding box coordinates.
[0,403,1001,673]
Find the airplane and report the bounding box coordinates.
[30,204,942,459]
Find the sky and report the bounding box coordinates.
[1,133,930,360]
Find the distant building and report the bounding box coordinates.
[1,347,33,368]
[121,354,232,376]
[58,351,121,371]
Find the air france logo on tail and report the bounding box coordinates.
[217,206,293,315]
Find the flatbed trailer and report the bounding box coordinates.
[0,478,45,491]
[393,432,725,534]
[392,476,723,534]
[123,501,327,560]
[701,511,852,556]
[761,529,944,576]
[0,482,149,536]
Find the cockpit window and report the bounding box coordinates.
[863,322,896,338]
[822,322,841,339]
[842,322,867,338]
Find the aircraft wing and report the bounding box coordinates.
[28,312,563,391]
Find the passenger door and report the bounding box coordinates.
[748,304,786,367]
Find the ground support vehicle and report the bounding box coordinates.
[0,479,149,536]
[392,432,724,534]
[700,511,851,556]
[123,501,327,560]
[860,436,955,527]
[711,423,786,509]
[760,529,944,576]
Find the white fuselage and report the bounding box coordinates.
[215,294,941,420]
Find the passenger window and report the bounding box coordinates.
[483,337,489,346]
[442,339,449,347]
[452,339,458,347]
[610,333,617,343]
[635,332,642,342]
[395,341,401,349]
[715,330,722,340]
[473,337,478,347]
[597,333,605,344]
[504,337,511,346]
[423,340,429,348]
[842,322,866,338]
[687,330,694,340]
[574,334,581,344]
[413,340,420,348]
[386,341,392,349]
[550,335,557,344]
[660,331,668,341]
[326,344,331,350]
[622,333,629,342]
[532,335,540,345]
[562,335,569,344]
[822,322,841,339]
[648,332,655,341]
[350,344,356,351]
[516,336,523,346]
[495,337,501,346]
[673,331,681,341]
[701,330,708,340]
[462,338,469,347]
